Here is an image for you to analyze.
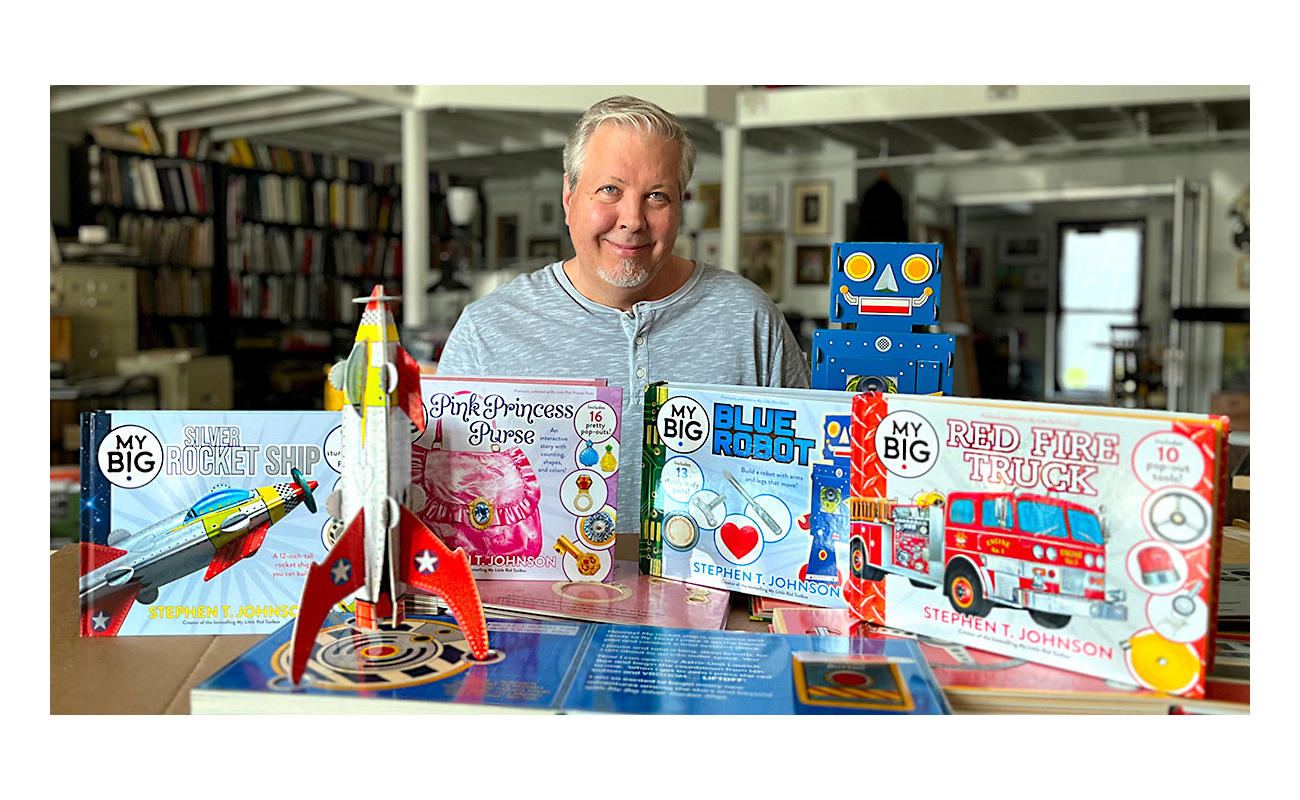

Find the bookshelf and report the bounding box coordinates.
[220,139,405,409]
[75,142,219,353]
[69,130,410,410]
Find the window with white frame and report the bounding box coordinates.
[1056,221,1143,395]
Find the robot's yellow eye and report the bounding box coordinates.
[827,421,840,436]
[902,254,933,283]
[844,253,875,281]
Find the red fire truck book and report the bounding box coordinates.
[79,410,338,636]
[640,382,859,607]
[414,377,622,582]
[844,392,1229,697]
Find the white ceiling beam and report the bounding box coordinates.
[311,85,419,107]
[956,115,1016,148]
[253,130,392,159]
[455,108,572,136]
[412,85,729,118]
[161,94,357,132]
[429,111,536,145]
[74,85,309,128]
[210,104,398,139]
[886,119,958,151]
[146,85,302,116]
[1034,111,1076,142]
[279,125,395,153]
[50,85,184,113]
[735,85,1250,128]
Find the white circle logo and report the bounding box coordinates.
[874,410,939,478]
[656,396,710,454]
[323,426,345,473]
[575,400,617,442]
[97,424,164,488]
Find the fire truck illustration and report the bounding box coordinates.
[848,490,1127,629]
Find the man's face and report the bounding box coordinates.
[562,123,681,290]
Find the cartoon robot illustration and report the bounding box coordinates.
[290,287,491,684]
[799,414,850,583]
[812,243,955,394]
[79,469,318,636]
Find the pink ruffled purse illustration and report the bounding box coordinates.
[410,443,542,558]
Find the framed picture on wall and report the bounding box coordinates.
[496,214,519,260]
[795,245,831,285]
[964,245,984,289]
[699,183,722,229]
[740,232,783,301]
[534,196,559,232]
[997,230,1047,267]
[792,182,831,236]
[742,183,780,227]
[528,238,561,261]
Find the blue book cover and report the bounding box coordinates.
[191,614,951,714]
[79,410,340,636]
[640,383,859,608]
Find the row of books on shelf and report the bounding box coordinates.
[138,316,210,351]
[222,138,396,185]
[89,122,211,161]
[227,274,389,324]
[90,146,213,216]
[227,224,402,279]
[226,173,401,233]
[137,266,212,318]
[114,214,214,268]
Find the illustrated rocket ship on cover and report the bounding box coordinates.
[290,287,491,683]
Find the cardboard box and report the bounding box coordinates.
[1210,391,1249,432]
[116,349,233,410]
[50,546,264,714]
[51,313,73,362]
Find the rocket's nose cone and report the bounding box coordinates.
[307,480,319,491]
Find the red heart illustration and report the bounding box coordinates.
[721,522,760,559]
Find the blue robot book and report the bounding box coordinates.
[79,410,340,636]
[639,383,858,608]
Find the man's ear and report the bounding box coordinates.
[561,174,573,225]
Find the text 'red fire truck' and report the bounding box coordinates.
[848,491,1127,629]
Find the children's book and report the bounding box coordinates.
[842,392,1230,697]
[1217,561,1249,624]
[191,613,951,714]
[413,377,622,582]
[748,594,816,622]
[79,410,338,636]
[406,560,731,630]
[640,383,859,607]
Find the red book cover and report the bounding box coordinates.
[844,392,1229,697]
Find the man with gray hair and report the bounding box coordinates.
[437,95,809,552]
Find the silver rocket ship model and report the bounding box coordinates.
[289,286,490,683]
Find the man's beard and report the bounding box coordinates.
[596,258,653,288]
